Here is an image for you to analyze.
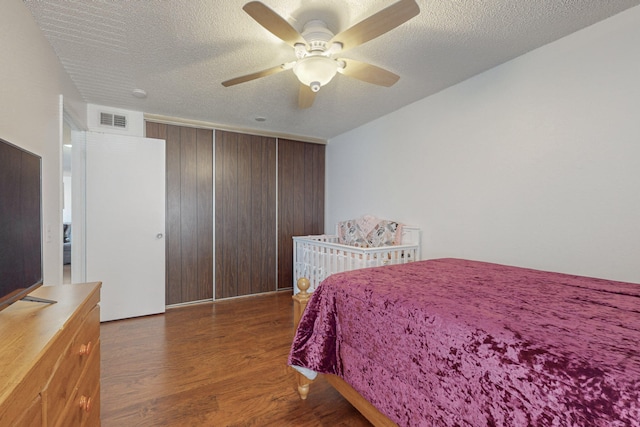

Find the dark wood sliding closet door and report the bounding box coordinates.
[215,130,277,299]
[146,122,213,305]
[278,139,325,290]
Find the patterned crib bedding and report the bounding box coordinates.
[289,258,640,426]
[337,215,404,248]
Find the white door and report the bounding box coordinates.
[86,133,165,321]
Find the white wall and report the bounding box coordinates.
[326,5,640,283]
[1,0,86,285]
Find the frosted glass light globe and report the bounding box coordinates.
[293,56,338,92]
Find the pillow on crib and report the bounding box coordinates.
[337,219,369,247]
[367,221,403,247]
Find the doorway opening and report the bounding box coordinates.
[62,109,87,285]
[62,121,72,283]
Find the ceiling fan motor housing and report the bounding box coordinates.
[301,19,334,52]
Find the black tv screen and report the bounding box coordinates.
[0,137,43,311]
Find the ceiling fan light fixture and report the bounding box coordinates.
[225,0,421,107]
[293,56,338,92]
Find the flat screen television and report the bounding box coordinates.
[0,137,44,312]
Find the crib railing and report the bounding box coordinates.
[292,230,420,294]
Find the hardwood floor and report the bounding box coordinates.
[100,291,371,426]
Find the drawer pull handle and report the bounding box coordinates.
[78,395,92,413]
[79,341,92,356]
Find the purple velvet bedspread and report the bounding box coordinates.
[288,258,640,426]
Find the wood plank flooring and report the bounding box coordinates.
[100,291,370,426]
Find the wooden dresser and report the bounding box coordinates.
[0,282,101,426]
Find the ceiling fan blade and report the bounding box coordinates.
[330,0,419,52]
[298,84,316,108]
[222,64,287,87]
[338,59,400,87]
[243,1,306,47]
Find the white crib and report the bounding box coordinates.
[292,226,421,294]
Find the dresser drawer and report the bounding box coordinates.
[45,304,100,424]
[55,341,101,427]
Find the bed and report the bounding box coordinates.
[292,216,421,294]
[288,258,640,426]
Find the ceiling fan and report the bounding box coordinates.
[222,0,420,108]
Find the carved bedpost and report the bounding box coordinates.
[292,277,311,326]
[292,277,313,399]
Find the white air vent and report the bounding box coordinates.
[99,112,128,129]
[88,104,142,136]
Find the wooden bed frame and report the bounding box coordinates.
[292,278,398,427]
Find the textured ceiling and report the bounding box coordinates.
[24,0,640,141]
